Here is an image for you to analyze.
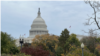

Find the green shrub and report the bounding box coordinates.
[15,53,31,56]
[1,53,31,56]
[9,47,20,54]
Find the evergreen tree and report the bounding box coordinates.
[68,34,80,46]
[58,29,69,54]
[56,46,64,56]
[64,34,81,53]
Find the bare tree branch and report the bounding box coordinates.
[98,17,100,19]
[84,1,100,29]
[82,30,89,33]
[82,29,100,36]
[84,17,95,25]
[92,29,100,31]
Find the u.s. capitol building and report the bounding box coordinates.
[15,8,48,46]
[15,8,85,47]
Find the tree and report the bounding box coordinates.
[64,34,81,54]
[58,28,69,54]
[96,37,100,43]
[31,34,59,55]
[83,29,100,37]
[68,34,80,46]
[95,37,100,56]
[66,47,96,56]
[21,45,50,56]
[84,1,100,30]
[9,47,19,54]
[23,43,29,47]
[94,44,100,56]
[80,36,96,53]
[1,31,18,54]
[82,28,100,55]
[56,46,64,56]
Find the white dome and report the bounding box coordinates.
[32,17,46,24]
[31,8,47,29]
[16,8,48,47]
[33,17,45,22]
[29,8,48,38]
[32,8,46,24]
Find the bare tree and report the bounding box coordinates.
[81,29,100,54]
[82,1,100,54]
[84,1,100,30]
[82,29,100,37]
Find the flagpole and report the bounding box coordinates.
[69,26,71,35]
[24,34,26,38]
[70,27,71,34]
[70,28,71,34]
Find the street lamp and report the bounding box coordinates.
[81,43,84,56]
[19,35,24,50]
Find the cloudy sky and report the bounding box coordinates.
[1,1,100,39]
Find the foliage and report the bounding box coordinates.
[94,49,100,56]
[58,28,69,54]
[23,43,31,47]
[96,37,100,43]
[64,34,81,54]
[20,46,50,56]
[94,44,100,56]
[9,47,20,54]
[1,31,18,54]
[69,34,80,46]
[37,43,48,50]
[15,53,31,56]
[32,34,59,55]
[66,47,96,56]
[95,37,100,56]
[80,36,100,56]
[80,36,96,53]
[54,44,58,51]
[1,53,31,56]
[56,46,64,56]
[61,54,65,56]
[49,51,55,56]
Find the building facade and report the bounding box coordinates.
[15,8,89,47]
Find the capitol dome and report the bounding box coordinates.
[29,8,48,38]
[33,16,45,23]
[15,8,49,47]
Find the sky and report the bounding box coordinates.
[1,1,100,39]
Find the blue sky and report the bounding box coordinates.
[1,1,100,39]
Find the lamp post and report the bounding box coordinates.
[19,35,24,50]
[81,43,84,56]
